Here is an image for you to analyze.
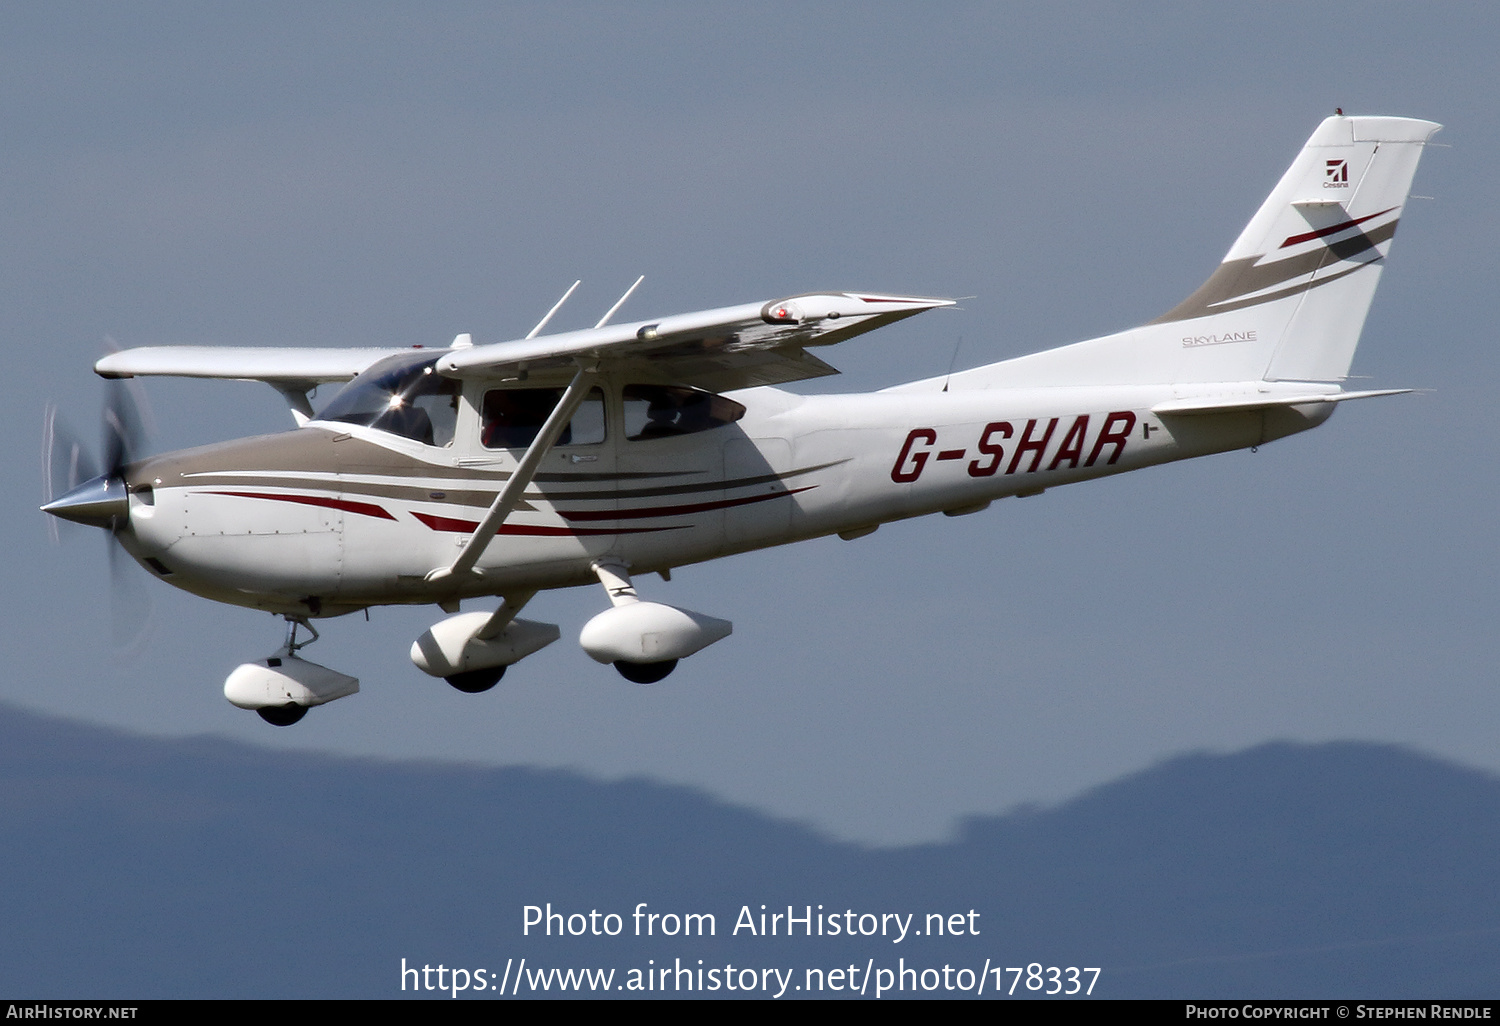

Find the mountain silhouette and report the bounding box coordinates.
[1,703,1494,998]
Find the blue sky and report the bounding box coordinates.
[5,2,1495,843]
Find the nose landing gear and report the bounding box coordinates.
[257,703,307,726]
[224,617,360,726]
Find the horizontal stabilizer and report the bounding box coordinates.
[1152,388,1411,416]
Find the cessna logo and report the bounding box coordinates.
[1324,158,1349,188]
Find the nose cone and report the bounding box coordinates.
[42,474,128,528]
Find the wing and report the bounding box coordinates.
[435,292,954,391]
[91,291,953,395]
[94,346,405,387]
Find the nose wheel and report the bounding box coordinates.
[257,704,307,726]
[225,616,359,726]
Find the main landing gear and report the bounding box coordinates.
[445,664,506,693]
[578,560,731,684]
[613,658,678,684]
[410,595,560,694]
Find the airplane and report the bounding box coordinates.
[42,113,1440,726]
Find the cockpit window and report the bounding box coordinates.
[316,352,460,447]
[482,387,606,449]
[623,385,745,440]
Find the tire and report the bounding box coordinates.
[445,665,507,693]
[257,704,307,726]
[614,659,677,684]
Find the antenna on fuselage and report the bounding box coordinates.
[526,280,582,339]
[942,335,963,392]
[594,275,645,329]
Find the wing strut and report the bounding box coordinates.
[426,365,597,584]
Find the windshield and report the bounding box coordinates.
[316,352,460,447]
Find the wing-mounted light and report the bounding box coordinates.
[762,300,805,324]
[761,292,954,325]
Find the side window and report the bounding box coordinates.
[481,387,605,449]
[623,385,746,441]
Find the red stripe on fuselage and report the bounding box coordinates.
[201,491,396,520]
[558,485,816,522]
[409,511,678,536]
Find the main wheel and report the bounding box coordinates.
[446,665,506,693]
[614,659,677,684]
[257,704,307,726]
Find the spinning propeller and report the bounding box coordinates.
[42,371,154,647]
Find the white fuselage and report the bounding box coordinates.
[119,375,1331,618]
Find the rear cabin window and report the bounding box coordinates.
[623,385,745,441]
[481,387,606,449]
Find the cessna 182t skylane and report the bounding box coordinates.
[43,114,1439,725]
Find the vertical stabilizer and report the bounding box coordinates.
[940,115,1441,391]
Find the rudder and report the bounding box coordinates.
[1155,115,1441,382]
[937,114,1441,391]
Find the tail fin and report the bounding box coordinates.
[956,115,1441,390]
